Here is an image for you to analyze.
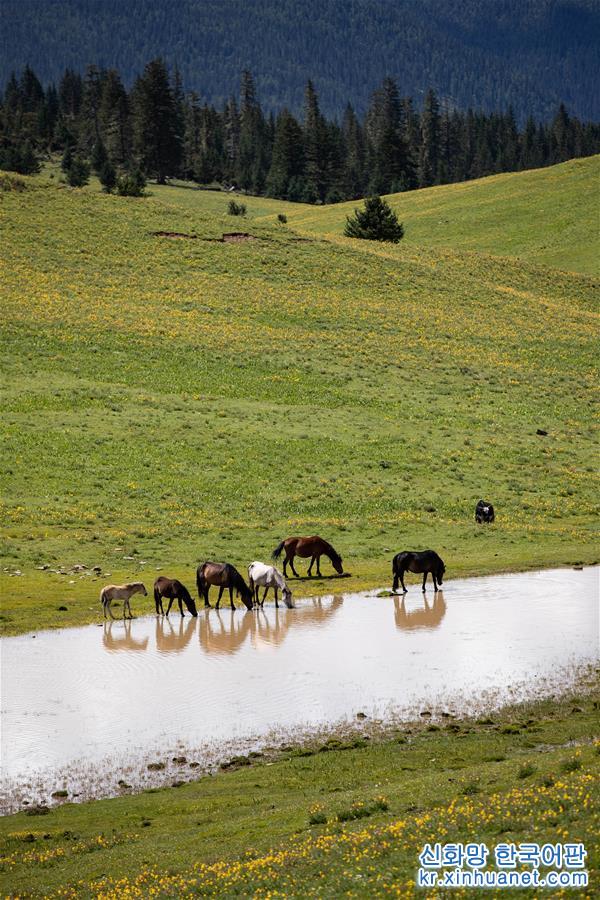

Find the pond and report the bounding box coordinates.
[1,566,597,812]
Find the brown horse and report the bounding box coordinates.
[272,535,343,578]
[392,550,445,593]
[196,562,254,610]
[153,576,198,617]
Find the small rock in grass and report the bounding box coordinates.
[356,711,367,720]
[57,606,68,611]
[147,762,165,771]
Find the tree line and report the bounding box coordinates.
[2,60,599,203]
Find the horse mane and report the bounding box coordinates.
[226,563,252,598]
[323,540,342,565]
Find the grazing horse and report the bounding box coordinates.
[392,550,445,593]
[153,576,198,617]
[100,582,147,619]
[248,561,293,608]
[475,499,495,523]
[196,561,254,610]
[272,535,343,578]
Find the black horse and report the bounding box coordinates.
[392,550,445,593]
[154,576,198,616]
[475,499,495,523]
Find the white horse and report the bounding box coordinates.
[100,582,147,619]
[248,562,293,609]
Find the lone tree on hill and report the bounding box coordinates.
[344,195,404,242]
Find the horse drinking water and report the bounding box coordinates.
[392,550,445,593]
[153,576,198,617]
[248,561,293,608]
[196,562,254,610]
[272,535,343,578]
[100,582,147,619]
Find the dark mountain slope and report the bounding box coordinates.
[2,0,599,120]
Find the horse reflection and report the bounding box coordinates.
[199,609,254,656]
[156,615,197,654]
[199,596,344,655]
[394,591,446,631]
[102,619,149,652]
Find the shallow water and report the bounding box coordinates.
[1,567,598,812]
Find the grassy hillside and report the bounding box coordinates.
[1,160,598,634]
[285,156,600,275]
[0,690,598,896]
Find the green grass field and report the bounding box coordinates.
[0,689,598,897]
[1,157,598,634]
[1,159,599,896]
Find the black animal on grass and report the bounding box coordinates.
[475,499,495,523]
[392,550,445,593]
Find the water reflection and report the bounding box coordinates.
[394,591,446,631]
[199,596,344,655]
[156,615,197,654]
[102,619,149,652]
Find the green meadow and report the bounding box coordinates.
[1,156,599,634]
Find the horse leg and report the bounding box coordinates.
[307,555,315,576]
[216,586,224,610]
[316,555,322,577]
[107,600,116,620]
[432,573,438,591]
[400,569,408,593]
[165,597,174,616]
[178,597,184,617]
[422,572,428,592]
[262,586,269,608]
[229,586,235,611]
[204,586,211,609]
[289,552,299,578]
[274,587,279,609]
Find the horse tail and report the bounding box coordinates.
[153,585,161,606]
[100,586,107,606]
[272,540,285,561]
[196,567,205,600]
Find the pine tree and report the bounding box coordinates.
[344,196,404,242]
[237,70,269,192]
[91,137,108,174]
[303,80,328,201]
[418,88,441,186]
[341,104,366,198]
[65,155,90,187]
[266,108,305,199]
[132,58,180,183]
[79,65,104,152]
[99,159,117,192]
[99,70,130,166]
[223,96,240,183]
